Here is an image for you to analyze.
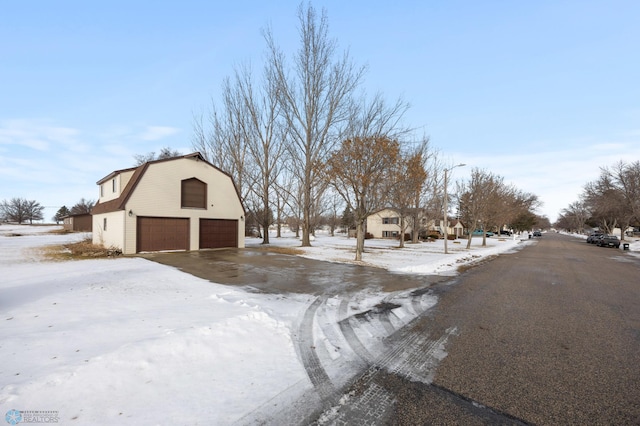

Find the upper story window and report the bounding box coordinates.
[181,178,207,209]
[112,178,116,193]
[382,217,399,225]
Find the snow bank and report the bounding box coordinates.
[0,226,309,424]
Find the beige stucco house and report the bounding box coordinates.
[436,218,465,238]
[367,208,466,240]
[91,153,245,254]
[366,208,411,239]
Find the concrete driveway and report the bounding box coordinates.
[139,247,447,294]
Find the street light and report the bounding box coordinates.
[444,163,466,254]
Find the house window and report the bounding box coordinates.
[382,217,399,225]
[112,178,116,193]
[100,184,104,197]
[181,178,207,209]
[382,231,398,238]
[103,218,107,231]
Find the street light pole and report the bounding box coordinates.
[444,163,466,254]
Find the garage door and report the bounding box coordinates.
[200,219,238,249]
[137,217,189,252]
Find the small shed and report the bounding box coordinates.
[63,213,93,232]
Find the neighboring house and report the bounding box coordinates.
[436,218,465,238]
[366,208,411,239]
[62,213,92,232]
[91,153,245,254]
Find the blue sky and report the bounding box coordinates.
[2,1,639,223]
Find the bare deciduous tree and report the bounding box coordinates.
[70,198,95,215]
[265,3,366,247]
[326,136,400,261]
[457,169,504,248]
[134,147,182,166]
[557,160,640,236]
[1,198,44,224]
[389,142,430,247]
[192,86,255,230]
[222,63,286,244]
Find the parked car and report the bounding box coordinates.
[472,230,494,237]
[499,230,512,236]
[586,232,603,244]
[596,234,620,248]
[533,230,542,237]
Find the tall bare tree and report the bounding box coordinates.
[583,174,622,235]
[601,161,640,239]
[390,143,429,247]
[222,63,286,244]
[264,3,366,246]
[192,86,255,223]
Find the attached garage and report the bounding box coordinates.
[137,217,190,252]
[200,219,238,249]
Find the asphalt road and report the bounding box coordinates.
[422,232,640,425]
[143,234,640,424]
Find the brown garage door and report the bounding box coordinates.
[200,219,238,249]
[137,217,189,252]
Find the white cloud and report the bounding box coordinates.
[139,126,180,141]
[453,139,640,222]
[0,119,83,151]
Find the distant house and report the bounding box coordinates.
[62,213,92,232]
[91,153,245,254]
[366,208,412,239]
[367,207,427,238]
[436,218,465,238]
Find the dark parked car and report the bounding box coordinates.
[586,232,603,244]
[597,234,620,248]
[533,230,542,237]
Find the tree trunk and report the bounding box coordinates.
[412,212,420,244]
[262,185,270,244]
[301,167,312,247]
[466,219,478,249]
[355,220,365,261]
[261,221,270,244]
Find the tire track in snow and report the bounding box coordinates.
[296,296,337,405]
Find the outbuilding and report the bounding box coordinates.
[91,153,245,254]
[62,213,93,232]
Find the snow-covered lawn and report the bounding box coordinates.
[1,225,636,424]
[263,231,530,275]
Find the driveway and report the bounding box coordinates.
[140,237,640,424]
[139,247,448,294]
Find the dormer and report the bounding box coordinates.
[96,167,137,203]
